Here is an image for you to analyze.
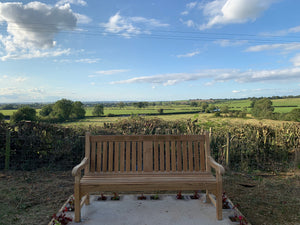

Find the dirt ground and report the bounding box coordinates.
[0,170,299,225]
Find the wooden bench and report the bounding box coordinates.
[72,132,225,222]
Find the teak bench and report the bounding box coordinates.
[72,132,225,222]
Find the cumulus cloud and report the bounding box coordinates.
[111,67,300,86]
[101,12,169,38]
[246,43,300,52]
[176,51,200,58]
[198,0,277,30]
[0,2,78,60]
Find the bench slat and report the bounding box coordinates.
[159,141,164,171]
[165,141,170,172]
[194,141,199,171]
[96,142,102,172]
[188,141,193,172]
[132,141,136,172]
[171,141,176,171]
[138,142,142,172]
[114,142,119,172]
[200,141,205,171]
[91,141,96,173]
[126,141,131,172]
[120,142,125,172]
[182,141,187,171]
[102,142,107,172]
[177,141,182,171]
[154,142,159,172]
[108,142,114,172]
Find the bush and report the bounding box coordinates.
[11,106,37,123]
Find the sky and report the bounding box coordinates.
[1,0,300,103]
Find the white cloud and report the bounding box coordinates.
[0,2,77,60]
[101,12,169,38]
[214,39,248,47]
[232,90,240,93]
[176,51,200,58]
[111,67,300,86]
[95,69,129,75]
[74,13,92,24]
[291,54,300,67]
[198,0,277,30]
[261,25,300,36]
[75,58,100,64]
[246,43,300,52]
[1,48,71,61]
[56,0,87,6]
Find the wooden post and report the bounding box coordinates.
[226,132,230,167]
[5,130,11,171]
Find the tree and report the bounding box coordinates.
[51,99,73,121]
[93,104,104,117]
[200,102,208,112]
[0,112,4,121]
[39,104,53,117]
[11,106,37,123]
[118,102,125,109]
[72,101,86,119]
[251,98,274,119]
[287,108,300,122]
[190,102,198,107]
[134,102,148,108]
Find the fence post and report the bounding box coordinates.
[226,132,230,167]
[5,130,11,171]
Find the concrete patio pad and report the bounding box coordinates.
[66,194,237,225]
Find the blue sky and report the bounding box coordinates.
[1,0,300,103]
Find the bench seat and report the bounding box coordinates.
[80,173,217,193]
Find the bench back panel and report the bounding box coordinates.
[87,135,208,173]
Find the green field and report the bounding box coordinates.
[213,97,300,113]
[1,97,299,124]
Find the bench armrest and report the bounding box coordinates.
[208,156,225,175]
[72,157,89,177]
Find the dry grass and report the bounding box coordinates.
[224,171,300,225]
[0,170,299,225]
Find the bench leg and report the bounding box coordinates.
[86,193,90,205]
[216,181,223,220]
[74,180,81,222]
[205,190,211,203]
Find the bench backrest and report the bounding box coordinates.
[85,133,211,174]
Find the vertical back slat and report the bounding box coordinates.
[114,142,119,172]
[182,141,188,171]
[160,141,164,171]
[200,141,205,171]
[194,141,200,171]
[90,140,96,173]
[120,141,125,172]
[132,141,136,172]
[144,141,153,172]
[177,141,182,171]
[126,141,131,172]
[171,141,176,171]
[154,141,159,172]
[102,141,107,172]
[97,141,102,172]
[138,142,142,172]
[165,141,170,172]
[188,141,193,171]
[108,141,114,172]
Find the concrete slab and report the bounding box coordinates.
[66,194,237,225]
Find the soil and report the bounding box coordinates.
[0,169,299,225]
